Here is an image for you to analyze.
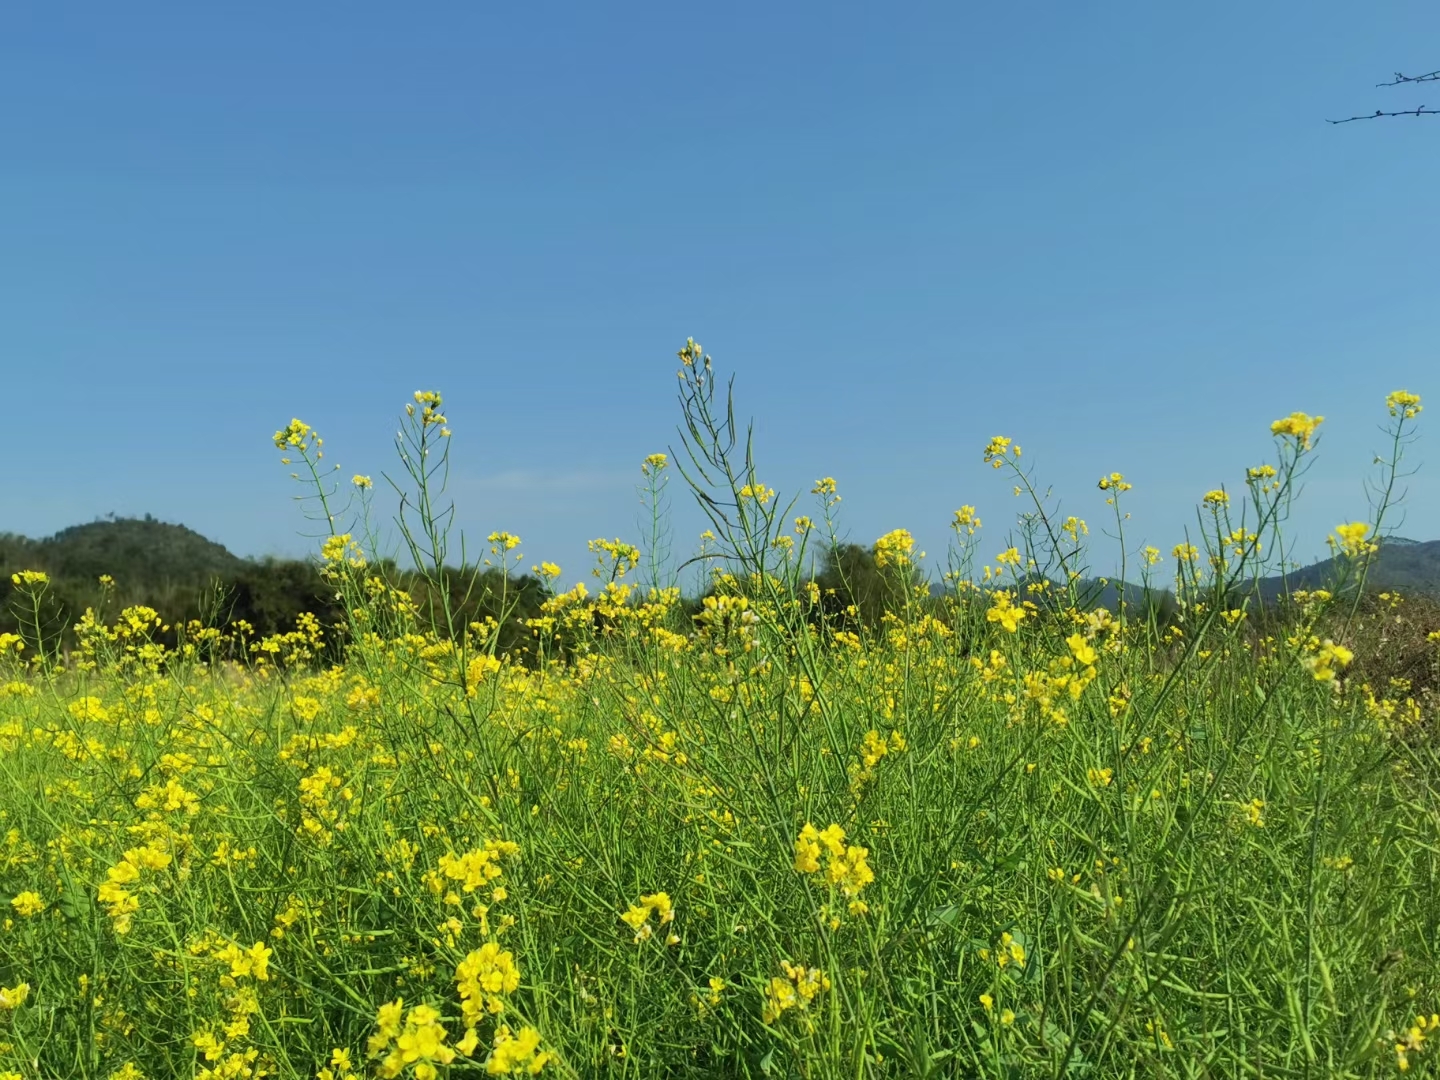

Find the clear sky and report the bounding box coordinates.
[3,2,1437,587]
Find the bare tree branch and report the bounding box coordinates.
[1378,70,1440,86]
[1328,105,1440,124]
[1329,68,1438,123]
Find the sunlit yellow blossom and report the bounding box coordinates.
[986,591,1027,633]
[1270,411,1324,449]
[1330,521,1377,558]
[1303,639,1354,682]
[1386,390,1423,419]
[488,531,522,552]
[1066,633,1098,667]
[983,436,1015,468]
[1243,798,1265,827]
[874,529,916,569]
[738,482,775,505]
[456,942,521,1021]
[952,505,981,534]
[10,891,45,917]
[1087,767,1113,788]
[485,1025,551,1075]
[762,962,830,1024]
[320,534,365,566]
[273,418,315,452]
[620,892,675,943]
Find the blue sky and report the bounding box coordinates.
[3,2,1437,586]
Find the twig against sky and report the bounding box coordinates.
[1329,68,1439,123]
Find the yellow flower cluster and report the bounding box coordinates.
[456,942,522,1022]
[952,505,981,535]
[9,891,44,918]
[986,591,1027,633]
[793,823,874,913]
[620,891,676,943]
[1386,390,1423,420]
[318,1048,358,1080]
[873,528,916,569]
[0,983,29,1010]
[435,840,520,898]
[485,1024,552,1075]
[761,961,831,1024]
[983,435,1019,468]
[488,531,522,553]
[588,538,641,578]
[407,391,447,431]
[369,1000,454,1080]
[1302,639,1354,683]
[849,729,907,795]
[1329,521,1377,558]
[272,418,317,453]
[1391,1010,1438,1073]
[98,842,172,934]
[1270,411,1324,450]
[321,533,366,567]
[979,931,1027,969]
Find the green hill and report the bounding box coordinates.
[0,515,547,659]
[1,515,248,591]
[1259,537,1440,598]
[0,516,324,645]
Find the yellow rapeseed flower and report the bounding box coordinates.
[1386,390,1423,419]
[485,1024,551,1075]
[952,506,981,534]
[1330,522,1377,558]
[986,591,1027,633]
[874,529,916,569]
[10,891,44,917]
[1270,411,1324,450]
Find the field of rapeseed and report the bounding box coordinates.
[0,345,1436,1079]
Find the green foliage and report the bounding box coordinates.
[0,518,549,658]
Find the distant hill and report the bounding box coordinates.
[0,516,247,591]
[0,515,546,657]
[926,537,1440,609]
[1257,537,1440,600]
